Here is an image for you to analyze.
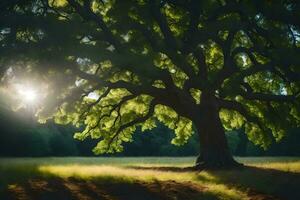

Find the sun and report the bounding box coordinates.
[16,85,38,104]
[22,88,37,102]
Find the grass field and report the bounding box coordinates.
[0,157,300,200]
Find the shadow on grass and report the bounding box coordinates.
[126,165,300,200]
[204,166,300,200]
[2,163,300,200]
[0,164,217,200]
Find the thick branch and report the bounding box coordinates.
[67,0,121,49]
[149,1,178,50]
[148,1,196,78]
[240,91,297,102]
[181,0,201,54]
[193,48,208,83]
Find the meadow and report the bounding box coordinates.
[0,157,300,200]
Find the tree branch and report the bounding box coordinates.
[181,0,201,54]
[79,87,111,119]
[218,99,264,130]
[67,0,121,50]
[149,0,178,50]
[106,98,157,150]
[240,91,297,102]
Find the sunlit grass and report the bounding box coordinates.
[1,157,300,200]
[245,161,300,173]
[37,164,247,200]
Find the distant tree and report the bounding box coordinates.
[263,128,300,156]
[47,124,79,156]
[1,0,300,168]
[121,124,199,156]
[234,127,248,156]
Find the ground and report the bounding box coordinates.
[0,157,299,200]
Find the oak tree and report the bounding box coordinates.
[1,0,300,168]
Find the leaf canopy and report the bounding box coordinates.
[1,0,299,152]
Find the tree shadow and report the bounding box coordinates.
[2,163,299,200]
[195,166,300,200]
[0,165,217,200]
[126,165,300,200]
[2,177,219,200]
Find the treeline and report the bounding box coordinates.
[0,107,300,157]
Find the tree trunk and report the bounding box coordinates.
[194,92,241,169]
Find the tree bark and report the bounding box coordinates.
[194,91,241,169]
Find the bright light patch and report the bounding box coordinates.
[87,92,99,100]
[22,88,37,102]
[16,85,38,104]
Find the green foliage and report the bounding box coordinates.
[189,88,201,104]
[220,109,245,130]
[245,122,271,149]
[154,105,194,145]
